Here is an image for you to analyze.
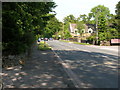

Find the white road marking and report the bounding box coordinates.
[51,48,91,88]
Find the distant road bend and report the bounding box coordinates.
[47,40,119,88]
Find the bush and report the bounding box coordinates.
[38,41,51,51]
[3,32,35,55]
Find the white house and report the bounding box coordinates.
[69,23,96,38]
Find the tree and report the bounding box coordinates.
[64,30,72,39]
[107,14,118,39]
[98,14,108,41]
[88,13,95,24]
[62,15,77,39]
[76,21,84,35]
[44,16,62,38]
[2,2,56,55]
[89,5,111,43]
[90,5,110,19]
[54,22,72,40]
[78,14,89,24]
[115,1,120,38]
[63,14,77,24]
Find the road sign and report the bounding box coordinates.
[111,39,120,44]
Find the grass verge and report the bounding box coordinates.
[60,40,91,45]
[38,41,51,51]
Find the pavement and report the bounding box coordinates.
[2,43,75,88]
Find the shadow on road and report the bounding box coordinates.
[2,45,74,88]
[54,50,118,88]
[2,42,119,88]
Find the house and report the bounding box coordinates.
[69,23,79,37]
[69,23,96,39]
[69,23,77,33]
[69,23,80,37]
[86,24,96,33]
[81,24,96,40]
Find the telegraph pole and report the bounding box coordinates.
[63,22,64,39]
[96,15,98,45]
[95,10,99,45]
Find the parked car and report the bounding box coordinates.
[41,38,44,40]
[49,38,53,41]
[44,38,48,41]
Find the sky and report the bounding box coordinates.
[53,0,119,22]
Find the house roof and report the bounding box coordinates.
[69,23,77,33]
[69,23,96,34]
[86,24,96,31]
[71,23,77,28]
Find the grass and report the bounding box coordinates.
[73,42,91,45]
[60,40,70,43]
[60,40,91,45]
[38,41,52,51]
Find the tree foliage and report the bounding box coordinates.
[89,5,119,42]
[2,2,56,55]
[76,21,84,35]
[44,16,62,38]
[115,1,120,38]
[62,15,77,39]
[63,14,77,24]
[90,5,110,19]
[78,14,89,24]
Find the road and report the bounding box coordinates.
[47,40,119,88]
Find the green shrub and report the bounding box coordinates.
[38,41,51,51]
[60,40,91,45]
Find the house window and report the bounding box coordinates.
[75,30,77,34]
[89,31,92,33]
[88,28,93,33]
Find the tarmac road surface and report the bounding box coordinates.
[47,40,119,88]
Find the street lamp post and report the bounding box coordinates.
[63,23,64,39]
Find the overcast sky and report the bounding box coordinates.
[53,0,119,22]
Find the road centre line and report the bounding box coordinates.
[51,48,90,88]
